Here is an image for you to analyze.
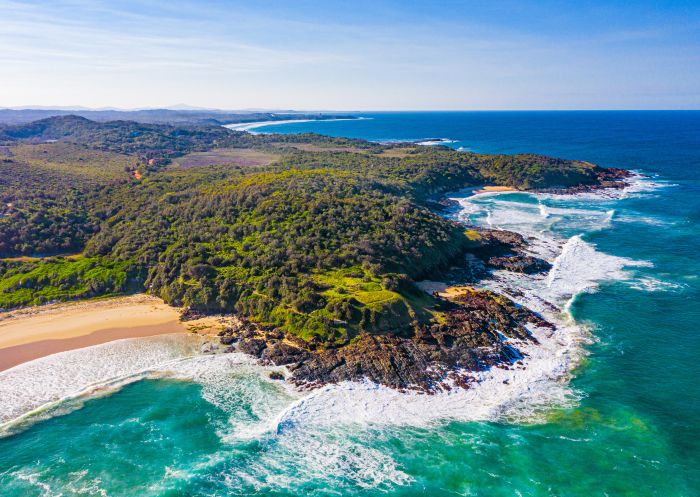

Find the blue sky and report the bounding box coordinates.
[1,0,699,110]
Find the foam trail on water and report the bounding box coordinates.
[545,234,651,308]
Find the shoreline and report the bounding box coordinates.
[0,294,224,372]
[223,117,360,134]
[0,174,638,381]
[0,175,653,432]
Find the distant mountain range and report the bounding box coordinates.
[0,107,356,125]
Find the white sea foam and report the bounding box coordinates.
[220,423,414,492]
[628,277,685,293]
[545,235,652,308]
[415,138,458,146]
[615,214,671,226]
[0,334,204,433]
[539,172,674,202]
[377,137,458,146]
[162,353,296,440]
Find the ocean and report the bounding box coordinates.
[1,111,698,496]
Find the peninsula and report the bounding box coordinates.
[0,115,630,389]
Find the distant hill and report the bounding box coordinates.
[0,108,355,125]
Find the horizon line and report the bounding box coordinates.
[2,107,700,113]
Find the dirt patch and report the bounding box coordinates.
[1,253,83,263]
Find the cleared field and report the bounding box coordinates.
[269,142,368,153]
[1,253,83,263]
[171,148,280,169]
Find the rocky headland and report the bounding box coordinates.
[212,225,555,392]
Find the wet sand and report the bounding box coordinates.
[0,295,187,371]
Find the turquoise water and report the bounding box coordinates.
[1,112,699,495]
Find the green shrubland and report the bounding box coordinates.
[0,116,606,343]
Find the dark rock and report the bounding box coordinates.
[533,167,634,194]
[269,371,285,380]
[238,338,267,357]
[179,308,207,321]
[487,255,552,274]
[466,228,551,275]
[261,341,312,365]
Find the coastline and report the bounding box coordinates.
[223,117,360,134]
[0,174,638,380]
[0,174,654,434]
[0,294,223,372]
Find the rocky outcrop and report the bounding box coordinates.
[472,229,552,274]
[220,289,552,392]
[486,255,551,274]
[213,223,559,392]
[534,167,633,194]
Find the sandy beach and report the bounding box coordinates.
[0,295,192,372]
[474,185,519,194]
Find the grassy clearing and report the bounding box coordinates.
[309,266,439,341]
[269,142,368,154]
[170,148,281,169]
[378,147,417,158]
[1,253,84,263]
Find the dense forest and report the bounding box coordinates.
[0,116,616,344]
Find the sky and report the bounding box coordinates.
[1,0,699,110]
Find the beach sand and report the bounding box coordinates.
[414,281,475,299]
[0,295,205,371]
[474,185,519,194]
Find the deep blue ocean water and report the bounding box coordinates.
[1,111,698,496]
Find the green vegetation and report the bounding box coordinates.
[0,143,134,256]
[0,257,133,308]
[0,116,608,344]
